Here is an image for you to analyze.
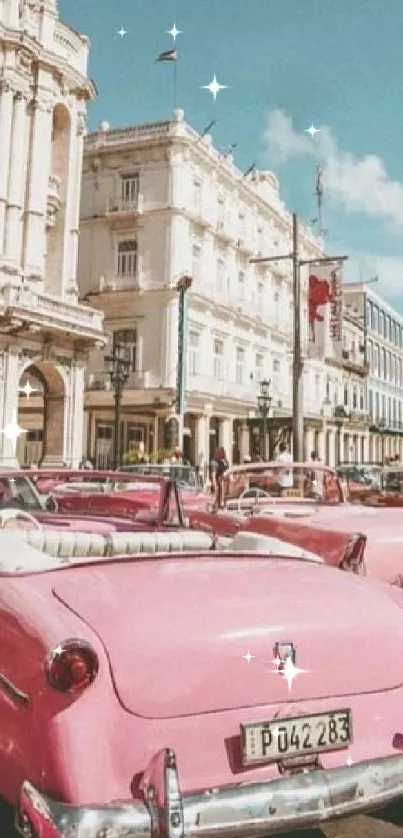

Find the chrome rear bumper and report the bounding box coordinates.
[17,748,403,838]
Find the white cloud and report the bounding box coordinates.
[263,110,403,230]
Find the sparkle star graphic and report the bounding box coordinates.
[202,74,228,101]
[346,755,354,767]
[243,651,254,663]
[1,411,27,452]
[18,381,39,400]
[305,124,322,137]
[167,23,182,42]
[117,27,127,38]
[271,655,309,691]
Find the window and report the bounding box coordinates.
[192,243,202,280]
[255,353,264,384]
[359,390,364,411]
[113,329,137,370]
[257,280,264,310]
[193,179,202,215]
[217,255,225,293]
[127,425,144,446]
[217,196,225,226]
[352,387,358,409]
[27,429,43,442]
[235,346,245,384]
[272,358,280,391]
[344,385,348,407]
[375,392,379,419]
[96,424,113,440]
[238,270,245,300]
[368,389,373,416]
[120,173,139,205]
[314,374,320,403]
[213,338,224,380]
[117,240,137,276]
[188,331,199,376]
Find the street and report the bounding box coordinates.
[284,809,403,838]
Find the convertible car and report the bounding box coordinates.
[183,462,403,586]
[2,518,403,836]
[0,470,190,533]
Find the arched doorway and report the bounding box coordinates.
[18,362,65,466]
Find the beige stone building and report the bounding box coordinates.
[0,0,104,466]
[79,110,340,468]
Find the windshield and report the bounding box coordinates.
[381,469,403,493]
[121,465,201,489]
[0,476,42,511]
[337,465,382,487]
[225,465,342,504]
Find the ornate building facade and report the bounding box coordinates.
[0,0,104,466]
[79,109,341,468]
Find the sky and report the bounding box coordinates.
[60,0,403,309]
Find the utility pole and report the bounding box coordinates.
[250,213,348,461]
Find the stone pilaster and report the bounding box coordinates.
[23,98,53,279]
[0,82,14,254]
[5,91,28,263]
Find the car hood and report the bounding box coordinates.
[53,556,403,719]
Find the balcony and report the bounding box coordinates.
[87,370,161,390]
[0,283,104,342]
[106,195,144,216]
[99,275,140,292]
[341,349,369,376]
[46,175,61,228]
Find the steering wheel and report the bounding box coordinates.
[0,508,42,530]
[237,487,271,514]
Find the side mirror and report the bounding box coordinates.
[45,495,58,512]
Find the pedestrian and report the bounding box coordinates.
[210,446,229,510]
[275,442,293,491]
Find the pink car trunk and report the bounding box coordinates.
[53,554,403,718]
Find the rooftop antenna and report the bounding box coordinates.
[221,142,237,159]
[243,162,256,178]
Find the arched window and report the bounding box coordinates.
[113,329,137,370]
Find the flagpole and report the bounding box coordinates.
[173,58,178,109]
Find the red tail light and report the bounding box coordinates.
[45,639,99,693]
[339,535,367,575]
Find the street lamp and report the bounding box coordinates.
[334,405,349,466]
[257,378,272,461]
[105,341,132,470]
[375,417,387,465]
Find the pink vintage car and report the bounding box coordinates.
[0,470,190,533]
[184,462,403,586]
[2,520,403,836]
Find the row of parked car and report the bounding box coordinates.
[1,460,403,837]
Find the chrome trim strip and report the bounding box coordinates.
[0,672,31,708]
[17,751,403,838]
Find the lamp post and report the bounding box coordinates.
[105,341,132,470]
[257,378,272,461]
[375,417,387,464]
[250,215,348,461]
[175,274,193,453]
[334,405,349,466]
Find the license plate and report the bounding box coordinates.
[241,709,352,765]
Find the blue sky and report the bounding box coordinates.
[60,0,403,308]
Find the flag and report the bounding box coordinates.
[155,48,178,62]
[306,261,343,360]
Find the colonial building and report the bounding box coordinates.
[343,283,403,463]
[0,0,104,466]
[324,300,370,465]
[79,109,336,467]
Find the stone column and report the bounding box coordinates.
[317,428,326,462]
[219,417,233,464]
[65,362,85,467]
[0,82,14,254]
[0,347,21,467]
[42,395,65,466]
[5,92,28,263]
[62,107,85,296]
[240,423,250,461]
[23,99,53,280]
